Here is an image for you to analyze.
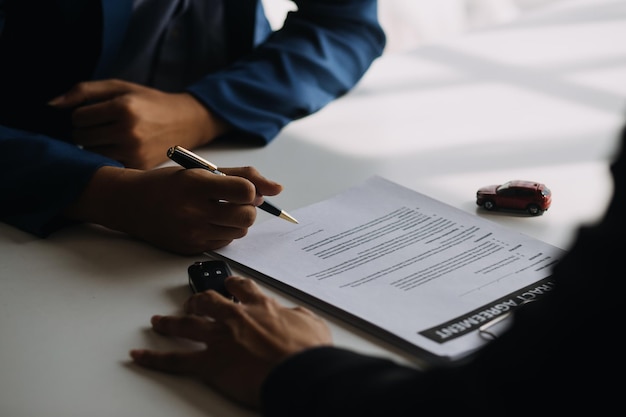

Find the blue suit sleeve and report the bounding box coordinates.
[186,0,386,144]
[0,125,123,237]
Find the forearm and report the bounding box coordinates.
[188,0,386,144]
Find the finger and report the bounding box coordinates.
[184,289,241,319]
[153,203,255,254]
[167,170,252,208]
[224,276,267,304]
[178,170,259,207]
[73,125,125,149]
[150,314,219,342]
[48,79,137,108]
[71,100,123,130]
[178,200,256,232]
[129,349,203,375]
[220,166,283,197]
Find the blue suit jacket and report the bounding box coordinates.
[0,0,385,236]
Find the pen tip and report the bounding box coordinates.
[280,211,299,224]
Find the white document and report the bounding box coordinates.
[212,176,564,363]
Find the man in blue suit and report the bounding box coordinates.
[0,0,385,254]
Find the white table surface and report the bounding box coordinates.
[2,1,626,416]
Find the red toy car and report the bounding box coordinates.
[476,180,551,216]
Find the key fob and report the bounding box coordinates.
[187,260,234,300]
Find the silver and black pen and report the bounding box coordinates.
[167,145,298,224]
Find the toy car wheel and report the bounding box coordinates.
[483,200,496,210]
[527,204,542,216]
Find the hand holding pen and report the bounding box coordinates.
[62,158,287,255]
[168,146,298,224]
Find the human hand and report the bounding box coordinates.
[130,276,333,408]
[48,79,230,169]
[64,165,283,254]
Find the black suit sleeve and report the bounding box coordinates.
[261,346,431,417]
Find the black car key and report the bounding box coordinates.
[187,260,235,300]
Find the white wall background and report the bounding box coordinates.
[262,0,566,53]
